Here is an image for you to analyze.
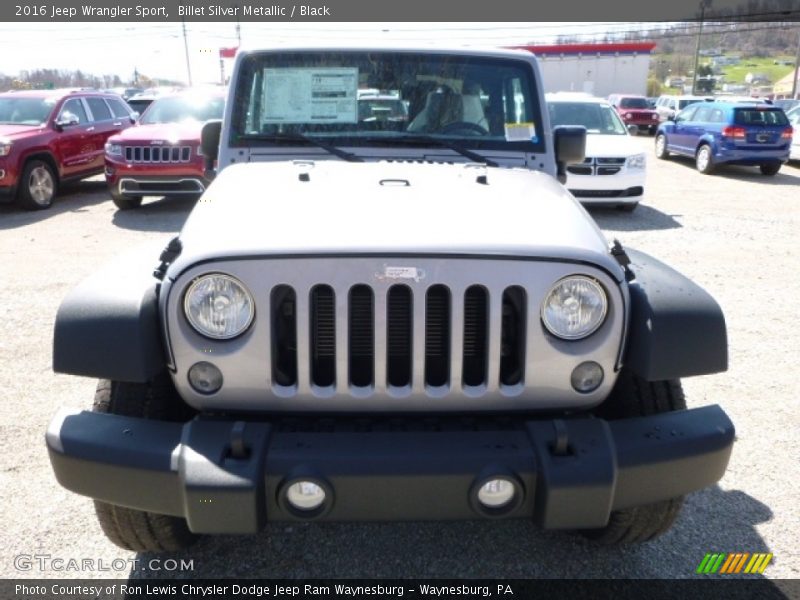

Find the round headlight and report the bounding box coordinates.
[541,276,607,340]
[184,274,255,339]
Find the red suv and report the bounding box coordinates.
[608,94,660,135]
[0,89,136,209]
[104,89,225,209]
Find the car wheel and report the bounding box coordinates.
[695,144,715,174]
[759,163,781,176]
[110,190,143,210]
[92,376,197,552]
[580,370,687,544]
[17,159,57,210]
[654,134,669,159]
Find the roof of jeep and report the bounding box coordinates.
[235,43,535,60]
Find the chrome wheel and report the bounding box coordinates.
[28,165,55,206]
[695,145,713,174]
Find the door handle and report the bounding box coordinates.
[86,126,95,132]
[113,122,122,126]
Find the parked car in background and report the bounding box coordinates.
[786,106,800,161]
[0,88,136,209]
[105,87,144,101]
[547,93,645,211]
[773,99,800,113]
[607,94,660,134]
[125,87,181,114]
[357,93,409,123]
[654,95,712,122]
[655,101,793,175]
[104,88,225,209]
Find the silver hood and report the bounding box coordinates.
[168,160,622,279]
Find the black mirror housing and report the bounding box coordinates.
[200,120,223,180]
[553,125,586,184]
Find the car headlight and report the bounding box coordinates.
[0,141,11,157]
[105,142,122,156]
[624,113,632,119]
[541,276,607,340]
[652,114,659,120]
[184,274,255,339]
[626,153,646,169]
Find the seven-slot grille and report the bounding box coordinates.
[567,157,626,176]
[268,283,528,394]
[124,145,192,163]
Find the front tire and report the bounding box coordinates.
[581,370,687,544]
[654,134,669,159]
[17,159,57,210]
[695,144,715,174]
[92,376,197,552]
[759,163,781,176]
[110,189,143,210]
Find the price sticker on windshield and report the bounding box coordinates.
[505,122,537,142]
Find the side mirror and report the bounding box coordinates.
[129,111,139,123]
[54,115,79,131]
[200,119,222,180]
[627,124,639,136]
[553,125,586,184]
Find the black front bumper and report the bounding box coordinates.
[46,406,734,534]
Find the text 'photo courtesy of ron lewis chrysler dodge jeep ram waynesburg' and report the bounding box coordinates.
[45,45,734,552]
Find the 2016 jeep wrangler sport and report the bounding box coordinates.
[47,46,734,551]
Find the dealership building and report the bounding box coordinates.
[515,42,657,98]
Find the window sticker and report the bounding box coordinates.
[262,67,358,124]
[505,122,537,142]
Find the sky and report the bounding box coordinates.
[0,22,649,85]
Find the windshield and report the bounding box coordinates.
[733,108,789,126]
[0,97,56,125]
[231,51,545,153]
[619,97,649,109]
[140,95,225,125]
[547,101,627,135]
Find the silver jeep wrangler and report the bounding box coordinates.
[47,46,733,551]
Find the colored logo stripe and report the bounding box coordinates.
[697,553,773,574]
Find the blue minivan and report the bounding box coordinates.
[654,101,793,175]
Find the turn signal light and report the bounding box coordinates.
[721,126,746,139]
[781,127,793,140]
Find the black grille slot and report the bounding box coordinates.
[348,285,374,387]
[386,285,412,387]
[500,286,526,386]
[597,167,621,175]
[567,165,592,175]
[143,147,151,161]
[271,286,297,387]
[462,286,488,386]
[310,285,336,387]
[425,285,450,387]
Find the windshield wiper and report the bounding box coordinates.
[361,133,499,167]
[238,132,363,162]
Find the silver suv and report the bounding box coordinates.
[654,94,712,121]
[47,46,733,551]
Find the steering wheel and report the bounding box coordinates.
[440,121,489,136]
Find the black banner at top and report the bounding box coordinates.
[2,0,800,22]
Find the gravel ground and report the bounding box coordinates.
[1,137,798,581]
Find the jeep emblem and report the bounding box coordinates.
[376,265,426,282]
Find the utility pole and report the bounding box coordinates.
[792,28,800,99]
[182,18,193,86]
[691,0,711,95]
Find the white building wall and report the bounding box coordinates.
[537,53,652,98]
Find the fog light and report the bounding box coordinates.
[477,478,516,509]
[286,481,327,511]
[188,361,223,394]
[0,169,6,179]
[571,361,604,393]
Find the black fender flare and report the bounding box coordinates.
[623,248,727,381]
[53,247,165,382]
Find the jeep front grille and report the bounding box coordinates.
[268,282,526,393]
[567,157,625,176]
[168,257,625,412]
[124,145,192,163]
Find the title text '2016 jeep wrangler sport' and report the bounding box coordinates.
[47,46,733,552]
